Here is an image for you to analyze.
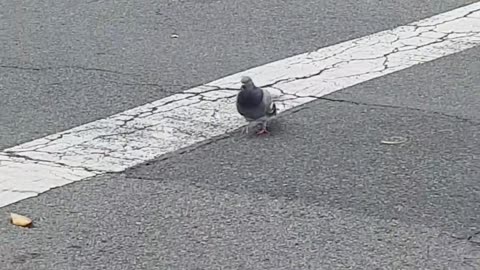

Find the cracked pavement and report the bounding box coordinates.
[1,3,480,207]
[1,0,480,269]
[1,43,480,268]
[1,0,478,149]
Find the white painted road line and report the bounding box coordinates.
[1,3,480,208]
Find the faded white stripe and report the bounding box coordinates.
[2,2,480,207]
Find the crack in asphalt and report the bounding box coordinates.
[451,231,480,247]
[0,64,134,76]
[2,8,480,196]
[1,151,104,173]
[318,97,480,124]
[411,8,480,31]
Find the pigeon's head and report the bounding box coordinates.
[240,76,255,90]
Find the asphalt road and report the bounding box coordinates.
[1,0,480,269]
[0,0,477,149]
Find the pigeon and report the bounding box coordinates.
[236,76,277,135]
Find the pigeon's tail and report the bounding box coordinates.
[266,103,277,117]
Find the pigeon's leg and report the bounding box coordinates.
[242,120,254,134]
[256,120,270,136]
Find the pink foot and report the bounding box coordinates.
[256,128,270,136]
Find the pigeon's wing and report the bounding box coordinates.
[261,87,272,107]
[260,87,277,116]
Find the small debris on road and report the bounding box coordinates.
[380,136,408,145]
[10,213,33,228]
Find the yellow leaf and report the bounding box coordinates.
[10,213,33,228]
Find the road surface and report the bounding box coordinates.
[1,0,480,269]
